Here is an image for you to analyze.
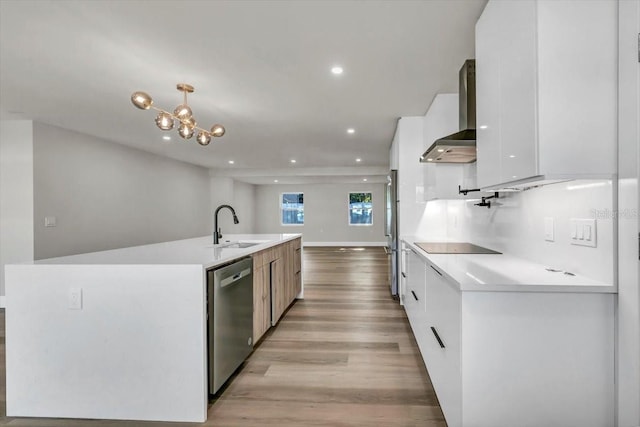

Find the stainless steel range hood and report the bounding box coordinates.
[420,60,476,164]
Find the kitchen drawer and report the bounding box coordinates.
[424,261,462,427]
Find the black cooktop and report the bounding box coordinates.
[415,242,502,255]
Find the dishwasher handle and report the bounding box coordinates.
[220,267,252,288]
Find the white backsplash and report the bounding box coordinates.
[415,179,615,284]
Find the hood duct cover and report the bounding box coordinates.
[421,59,476,164]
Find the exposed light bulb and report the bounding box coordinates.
[131,91,153,110]
[155,112,174,130]
[210,124,225,137]
[178,123,194,139]
[196,131,211,146]
[174,104,192,120]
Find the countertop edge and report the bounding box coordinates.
[402,238,616,294]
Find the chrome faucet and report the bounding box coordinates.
[214,205,239,244]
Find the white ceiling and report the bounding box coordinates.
[0,0,486,184]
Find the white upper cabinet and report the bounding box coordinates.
[475,0,617,190]
[423,94,477,201]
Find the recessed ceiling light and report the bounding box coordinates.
[228,160,234,164]
[162,135,171,141]
[509,155,516,158]
[290,159,296,163]
[363,178,367,182]
[427,158,433,162]
[479,125,488,129]
[437,148,445,153]
[347,128,355,134]
[331,66,343,75]
[274,179,279,183]
[355,158,362,162]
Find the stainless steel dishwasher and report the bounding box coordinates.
[207,257,253,395]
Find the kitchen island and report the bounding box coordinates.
[400,238,615,427]
[4,234,302,423]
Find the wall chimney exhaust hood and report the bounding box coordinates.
[420,60,476,164]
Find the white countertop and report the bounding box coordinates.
[402,238,615,293]
[28,234,301,270]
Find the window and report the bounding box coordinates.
[281,193,304,225]
[349,192,373,225]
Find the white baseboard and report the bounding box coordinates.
[303,241,387,247]
[0,296,5,308]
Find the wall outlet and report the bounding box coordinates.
[68,288,82,310]
[44,216,56,227]
[570,218,597,247]
[544,217,555,242]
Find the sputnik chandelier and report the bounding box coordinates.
[130,83,225,146]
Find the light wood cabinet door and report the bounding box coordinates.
[252,263,271,343]
[270,257,286,325]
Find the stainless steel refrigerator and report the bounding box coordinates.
[385,170,399,297]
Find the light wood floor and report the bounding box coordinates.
[0,247,444,426]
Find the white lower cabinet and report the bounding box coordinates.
[423,262,462,427]
[403,253,615,427]
[404,248,427,345]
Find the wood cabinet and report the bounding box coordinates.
[252,246,276,343]
[252,237,302,342]
[422,94,476,201]
[475,0,617,190]
[402,245,614,427]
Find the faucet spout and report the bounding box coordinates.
[214,205,239,244]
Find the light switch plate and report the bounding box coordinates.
[570,219,597,247]
[544,217,555,242]
[68,288,82,310]
[44,216,56,227]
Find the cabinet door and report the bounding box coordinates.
[293,240,302,296]
[405,249,428,351]
[424,262,462,427]
[253,263,271,342]
[270,257,286,325]
[475,1,503,189]
[498,0,537,183]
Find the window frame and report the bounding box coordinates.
[348,191,373,226]
[280,192,305,226]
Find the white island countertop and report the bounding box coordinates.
[5,233,303,423]
[27,233,301,269]
[402,238,615,293]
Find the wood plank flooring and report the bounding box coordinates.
[0,247,444,426]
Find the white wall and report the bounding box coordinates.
[0,120,34,301]
[254,183,385,245]
[33,123,211,259]
[209,176,256,237]
[616,0,640,424]
[415,179,615,284]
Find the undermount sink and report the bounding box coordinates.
[206,240,269,249]
[219,242,261,249]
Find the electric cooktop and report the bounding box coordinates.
[415,242,502,255]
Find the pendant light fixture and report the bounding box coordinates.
[131,83,225,146]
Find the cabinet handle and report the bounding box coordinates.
[430,265,442,276]
[401,272,406,278]
[430,327,445,348]
[411,290,418,301]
